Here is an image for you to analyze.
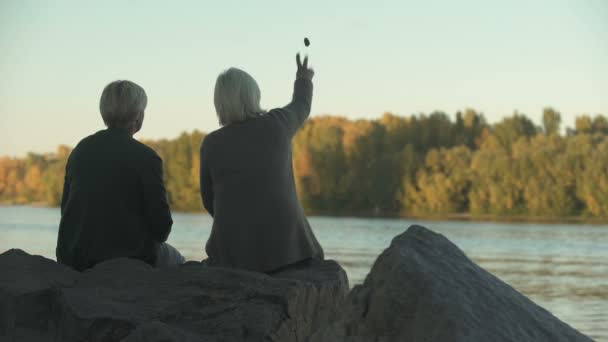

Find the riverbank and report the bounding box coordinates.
[370,212,608,225]
[2,203,608,225]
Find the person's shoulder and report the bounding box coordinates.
[266,107,295,122]
[200,129,222,152]
[70,130,106,152]
[64,131,110,168]
[262,108,295,134]
[266,107,288,117]
[131,139,161,161]
[204,129,219,141]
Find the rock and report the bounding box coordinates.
[315,225,592,342]
[120,321,203,342]
[0,251,348,342]
[0,249,79,341]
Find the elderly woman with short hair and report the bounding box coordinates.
[200,54,324,272]
[56,80,184,271]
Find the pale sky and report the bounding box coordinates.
[1,0,607,156]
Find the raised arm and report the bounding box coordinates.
[141,154,173,242]
[269,54,315,136]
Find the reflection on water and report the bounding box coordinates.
[0,207,606,341]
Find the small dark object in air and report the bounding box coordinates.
[304,37,310,47]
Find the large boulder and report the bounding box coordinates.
[315,225,592,342]
[0,249,79,341]
[0,250,348,342]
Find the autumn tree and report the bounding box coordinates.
[2,109,608,219]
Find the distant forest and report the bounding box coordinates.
[1,108,608,219]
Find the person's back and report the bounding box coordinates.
[56,80,179,271]
[57,128,172,270]
[202,114,320,271]
[200,55,324,272]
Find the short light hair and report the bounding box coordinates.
[214,68,264,126]
[99,80,147,129]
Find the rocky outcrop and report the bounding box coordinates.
[1,225,594,341]
[314,225,593,342]
[0,250,348,342]
[0,249,80,341]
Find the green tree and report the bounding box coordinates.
[492,112,538,150]
[575,115,593,134]
[469,138,525,215]
[455,109,487,148]
[577,136,608,216]
[517,135,578,216]
[542,107,561,135]
[406,146,472,214]
[293,116,349,213]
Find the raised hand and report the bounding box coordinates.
[296,53,314,81]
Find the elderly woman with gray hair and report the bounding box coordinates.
[56,80,184,271]
[200,54,324,272]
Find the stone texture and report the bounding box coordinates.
[314,225,593,342]
[0,250,348,342]
[0,249,79,341]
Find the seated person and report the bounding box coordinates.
[200,54,324,272]
[56,80,184,271]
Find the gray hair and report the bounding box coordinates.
[99,80,147,129]
[214,68,264,126]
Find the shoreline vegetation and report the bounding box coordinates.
[1,108,608,222]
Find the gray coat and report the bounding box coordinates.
[200,78,324,272]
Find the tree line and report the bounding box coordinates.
[1,108,607,219]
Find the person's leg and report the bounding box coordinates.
[155,242,185,267]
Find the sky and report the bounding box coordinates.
[1,0,607,156]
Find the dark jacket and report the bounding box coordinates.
[56,128,172,271]
[200,78,324,272]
